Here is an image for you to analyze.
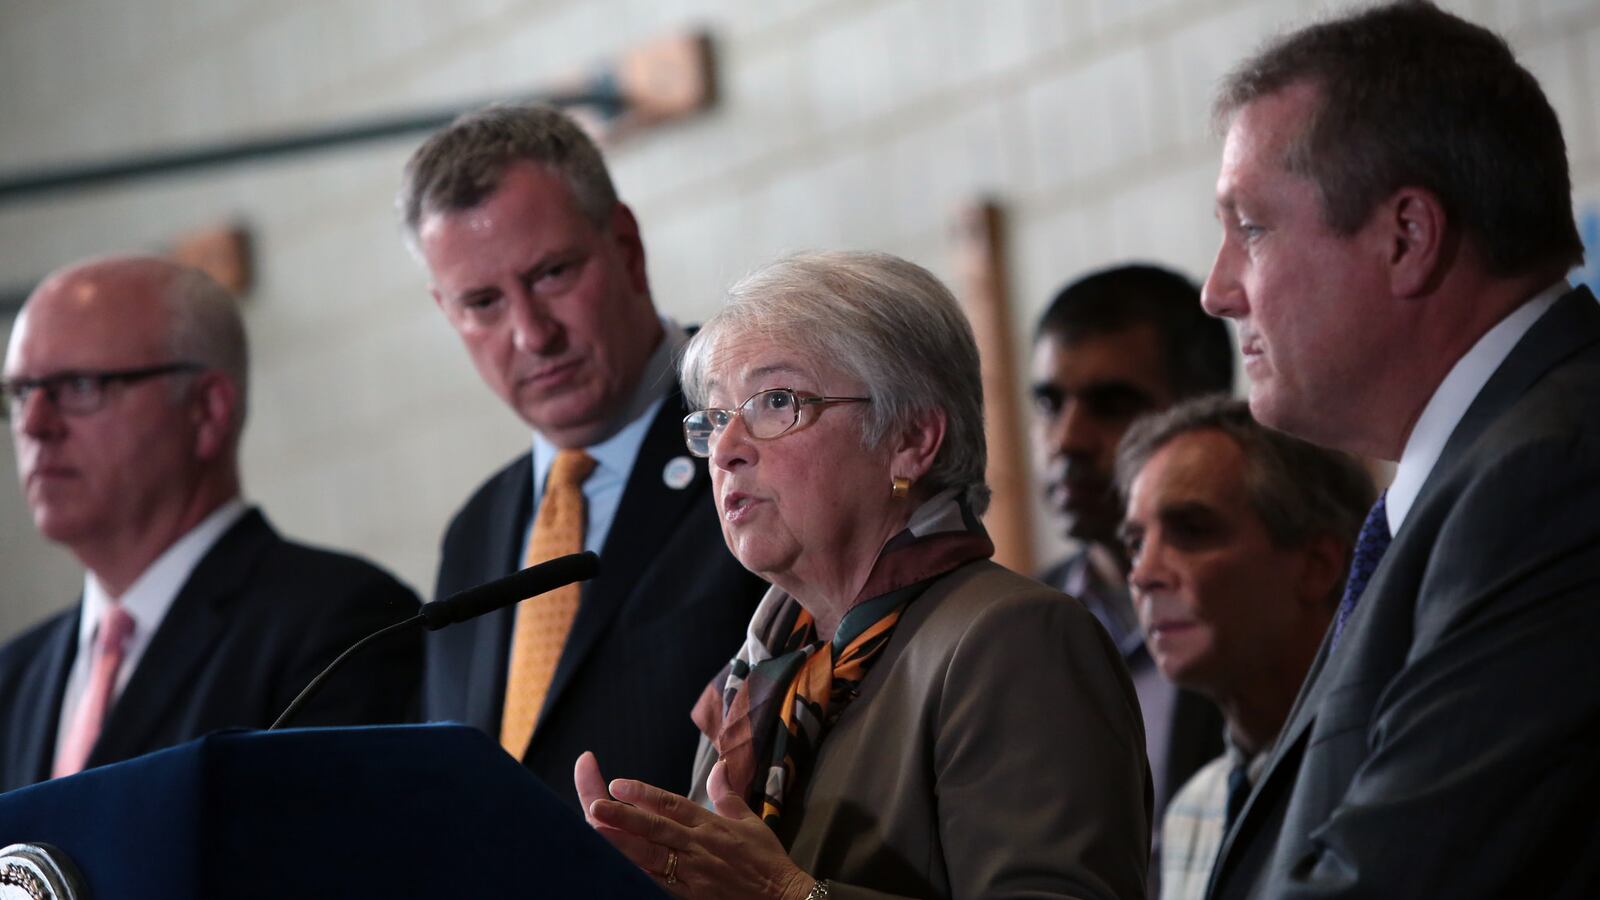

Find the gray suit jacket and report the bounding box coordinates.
[693,560,1152,900]
[1208,287,1600,899]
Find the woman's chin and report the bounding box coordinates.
[730,541,798,587]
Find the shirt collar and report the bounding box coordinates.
[1386,281,1567,534]
[1223,726,1271,781]
[80,498,251,646]
[530,318,686,492]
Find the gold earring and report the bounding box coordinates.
[891,476,912,499]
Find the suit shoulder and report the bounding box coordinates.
[1493,337,1600,432]
[1412,341,1600,548]
[930,559,1097,611]
[1468,314,1600,454]
[908,561,1146,758]
[256,532,421,610]
[0,607,76,677]
[915,560,1107,648]
[1445,388,1600,507]
[442,452,530,543]
[1036,554,1074,588]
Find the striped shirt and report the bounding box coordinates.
[1159,736,1267,900]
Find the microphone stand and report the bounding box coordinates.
[267,550,599,731]
[270,615,422,731]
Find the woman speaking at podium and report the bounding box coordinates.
[577,251,1150,900]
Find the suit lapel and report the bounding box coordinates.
[537,387,706,732]
[464,461,532,733]
[1430,287,1600,489]
[1318,289,1600,696]
[88,510,275,766]
[16,612,78,784]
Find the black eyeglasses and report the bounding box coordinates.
[1,362,205,420]
[682,388,871,458]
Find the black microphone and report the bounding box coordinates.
[269,551,600,730]
[419,551,599,631]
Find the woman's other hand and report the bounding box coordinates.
[576,752,815,900]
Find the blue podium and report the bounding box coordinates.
[0,724,666,898]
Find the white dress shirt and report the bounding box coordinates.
[55,498,250,754]
[1386,282,1567,535]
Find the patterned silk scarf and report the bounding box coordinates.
[691,488,994,825]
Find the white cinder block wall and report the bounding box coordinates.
[2,0,1598,639]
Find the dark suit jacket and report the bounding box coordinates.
[1040,555,1224,814]
[424,385,767,811]
[691,561,1153,900]
[1209,287,1600,899]
[0,509,422,792]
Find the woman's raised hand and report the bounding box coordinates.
[575,752,815,900]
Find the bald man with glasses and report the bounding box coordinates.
[0,255,421,791]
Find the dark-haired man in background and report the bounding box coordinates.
[1202,3,1600,897]
[1029,263,1235,878]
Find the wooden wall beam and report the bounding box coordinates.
[0,31,716,205]
[951,199,1034,574]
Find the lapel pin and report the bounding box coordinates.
[663,456,696,490]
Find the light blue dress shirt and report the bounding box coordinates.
[525,319,690,558]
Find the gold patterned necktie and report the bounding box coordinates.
[500,448,597,758]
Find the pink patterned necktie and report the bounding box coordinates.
[53,602,136,778]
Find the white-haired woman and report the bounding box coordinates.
[577,251,1150,899]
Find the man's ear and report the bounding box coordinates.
[191,372,239,461]
[1380,187,1451,298]
[891,408,947,485]
[609,203,649,295]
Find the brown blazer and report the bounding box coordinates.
[693,560,1152,900]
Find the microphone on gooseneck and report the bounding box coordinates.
[417,550,599,631]
[269,551,600,730]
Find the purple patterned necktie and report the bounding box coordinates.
[1331,492,1391,651]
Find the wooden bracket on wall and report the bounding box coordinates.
[607,32,717,136]
[0,223,252,317]
[0,29,714,315]
[0,29,717,206]
[951,198,1035,575]
[170,224,253,296]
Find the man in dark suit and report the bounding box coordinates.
[0,256,420,792]
[1200,4,1600,897]
[1029,264,1234,855]
[399,105,765,810]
